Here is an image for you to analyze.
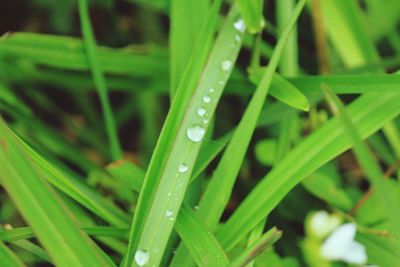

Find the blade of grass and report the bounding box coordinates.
[0,118,115,267]
[228,228,282,267]
[238,0,264,34]
[216,92,400,251]
[322,84,400,239]
[0,241,25,267]
[171,1,306,265]
[174,206,229,267]
[123,1,242,266]
[170,0,210,97]
[78,0,121,160]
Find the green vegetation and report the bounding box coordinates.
[0,0,399,266]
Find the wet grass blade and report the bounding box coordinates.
[78,0,121,160]
[0,118,115,267]
[123,1,245,266]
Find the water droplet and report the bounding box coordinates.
[167,192,172,197]
[221,60,232,71]
[233,19,245,33]
[194,205,199,210]
[219,80,225,85]
[209,88,215,93]
[187,125,205,142]
[197,107,207,117]
[178,164,188,173]
[203,95,211,103]
[166,209,173,217]
[235,34,241,42]
[135,250,149,266]
[203,119,209,124]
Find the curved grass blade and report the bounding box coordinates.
[78,0,122,160]
[0,118,115,267]
[174,206,229,267]
[216,92,400,251]
[322,85,400,239]
[0,241,25,267]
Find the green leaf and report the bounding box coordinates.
[216,92,400,251]
[228,227,282,267]
[0,118,115,267]
[174,206,229,267]
[78,0,121,160]
[249,69,310,111]
[238,0,265,34]
[0,241,25,267]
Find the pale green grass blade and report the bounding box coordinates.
[123,1,243,265]
[289,74,400,94]
[195,0,306,234]
[0,241,25,267]
[0,32,168,77]
[174,206,229,267]
[8,239,51,264]
[171,2,306,265]
[78,0,121,160]
[170,0,210,96]
[249,70,310,111]
[228,228,282,267]
[276,0,299,75]
[0,227,129,242]
[216,92,400,250]
[238,0,264,34]
[24,144,129,227]
[321,0,379,68]
[322,85,400,239]
[0,119,115,267]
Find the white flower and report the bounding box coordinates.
[320,223,367,265]
[310,210,341,238]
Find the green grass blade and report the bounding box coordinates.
[228,227,282,267]
[196,0,306,234]
[0,119,115,267]
[78,0,121,160]
[174,206,229,267]
[216,92,400,251]
[0,241,25,267]
[170,0,210,97]
[0,32,168,77]
[322,85,400,239]
[171,1,306,264]
[123,1,244,266]
[276,0,299,75]
[238,0,264,34]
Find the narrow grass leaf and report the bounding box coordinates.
[216,92,400,251]
[170,0,210,96]
[322,85,400,239]
[171,1,306,265]
[78,0,121,160]
[228,227,282,267]
[174,206,229,267]
[238,0,264,34]
[0,241,25,267]
[0,118,115,267]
